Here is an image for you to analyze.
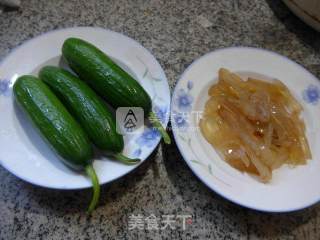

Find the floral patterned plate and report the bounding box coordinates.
[171,47,320,212]
[0,27,170,189]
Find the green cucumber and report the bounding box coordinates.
[13,75,100,213]
[62,37,170,144]
[39,66,140,164]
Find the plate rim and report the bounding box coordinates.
[0,26,170,190]
[171,46,320,213]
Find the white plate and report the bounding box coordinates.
[0,27,170,189]
[282,0,320,32]
[171,47,320,212]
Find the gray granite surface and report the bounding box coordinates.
[1,0,320,239]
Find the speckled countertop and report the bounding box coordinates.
[1,0,320,239]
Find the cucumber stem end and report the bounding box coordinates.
[114,153,141,165]
[85,164,100,214]
[148,111,171,144]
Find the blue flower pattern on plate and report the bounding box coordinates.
[153,105,167,124]
[303,84,320,105]
[173,111,189,130]
[174,89,193,112]
[187,81,193,90]
[133,148,142,157]
[136,127,161,148]
[0,79,11,96]
[133,105,165,151]
[172,81,194,130]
